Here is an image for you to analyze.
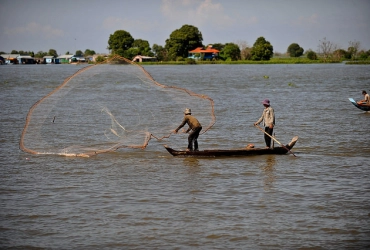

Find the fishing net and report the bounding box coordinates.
[20,56,215,157]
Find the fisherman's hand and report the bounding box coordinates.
[173,130,178,134]
[269,124,274,129]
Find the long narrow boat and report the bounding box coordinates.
[349,98,370,111]
[164,136,298,157]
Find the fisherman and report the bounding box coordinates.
[254,99,275,149]
[174,108,202,151]
[357,90,370,106]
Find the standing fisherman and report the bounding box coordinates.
[254,99,275,149]
[174,108,202,151]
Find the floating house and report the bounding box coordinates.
[18,55,35,64]
[70,56,86,63]
[132,55,157,63]
[56,54,87,63]
[1,54,21,64]
[188,46,220,60]
[57,54,74,63]
[1,54,35,64]
[43,56,59,64]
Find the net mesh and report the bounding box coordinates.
[20,56,215,157]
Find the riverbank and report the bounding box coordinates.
[136,57,370,65]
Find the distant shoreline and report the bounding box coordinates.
[136,60,370,65]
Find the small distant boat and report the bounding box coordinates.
[349,98,370,111]
[164,136,298,157]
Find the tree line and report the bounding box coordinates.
[2,24,369,62]
[107,25,275,61]
[107,24,369,62]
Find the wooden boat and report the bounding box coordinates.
[349,98,370,111]
[164,136,298,157]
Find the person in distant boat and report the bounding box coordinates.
[254,99,275,149]
[357,90,370,106]
[174,108,202,151]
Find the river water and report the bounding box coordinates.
[0,63,369,249]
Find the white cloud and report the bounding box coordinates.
[4,22,64,38]
[195,0,234,27]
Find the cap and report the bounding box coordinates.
[184,108,191,115]
[262,99,270,106]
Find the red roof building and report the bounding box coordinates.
[188,46,219,60]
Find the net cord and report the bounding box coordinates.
[19,55,216,157]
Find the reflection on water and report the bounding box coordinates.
[182,158,202,203]
[261,155,277,191]
[183,157,200,168]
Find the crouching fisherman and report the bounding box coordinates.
[357,90,370,106]
[174,108,202,151]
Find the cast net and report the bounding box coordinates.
[20,55,215,157]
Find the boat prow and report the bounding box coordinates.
[349,98,370,111]
[287,136,298,148]
[164,136,298,157]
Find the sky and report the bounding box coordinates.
[1,0,369,55]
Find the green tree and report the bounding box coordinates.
[165,24,203,61]
[35,51,47,58]
[251,37,273,61]
[11,50,18,54]
[125,47,140,59]
[48,49,58,57]
[287,43,304,57]
[95,55,106,63]
[75,50,83,56]
[66,51,70,55]
[29,51,35,57]
[333,49,350,60]
[108,30,134,57]
[358,50,368,60]
[132,39,153,56]
[152,44,167,61]
[221,43,241,61]
[306,50,317,60]
[84,49,96,56]
[211,43,225,51]
[347,40,360,60]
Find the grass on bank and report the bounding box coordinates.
[344,61,370,65]
[137,57,370,65]
[94,54,370,65]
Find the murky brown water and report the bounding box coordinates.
[1,64,369,249]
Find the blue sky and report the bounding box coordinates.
[1,0,369,55]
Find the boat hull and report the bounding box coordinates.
[164,136,298,157]
[349,98,370,111]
